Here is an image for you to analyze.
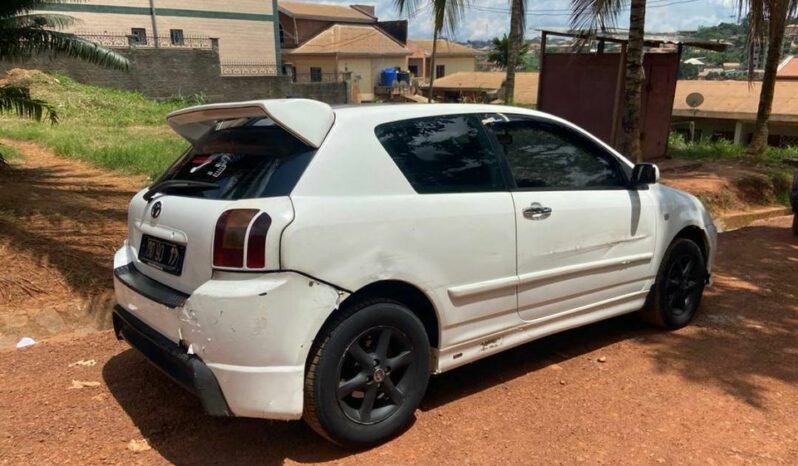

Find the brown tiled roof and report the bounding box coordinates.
[431,71,539,105]
[407,39,480,57]
[777,56,798,79]
[279,1,375,22]
[673,80,798,122]
[283,24,410,56]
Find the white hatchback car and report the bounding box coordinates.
[113,99,717,446]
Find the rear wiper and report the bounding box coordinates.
[143,180,220,201]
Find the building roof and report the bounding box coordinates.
[537,28,731,52]
[407,39,480,58]
[431,71,539,105]
[278,2,375,23]
[673,80,798,123]
[282,24,410,56]
[778,55,798,79]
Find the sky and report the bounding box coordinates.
[304,0,741,41]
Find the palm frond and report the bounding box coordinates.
[570,0,626,35]
[0,85,58,124]
[0,28,129,70]
[1,12,80,29]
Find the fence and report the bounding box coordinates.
[74,32,214,50]
[220,62,280,77]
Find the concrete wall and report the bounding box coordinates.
[423,56,476,79]
[0,48,348,104]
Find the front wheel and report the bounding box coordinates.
[303,300,431,447]
[641,238,707,329]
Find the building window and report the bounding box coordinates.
[170,29,184,46]
[310,67,323,82]
[408,65,419,77]
[435,65,445,78]
[130,28,147,45]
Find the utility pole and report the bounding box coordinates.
[149,0,159,48]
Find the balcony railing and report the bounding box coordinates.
[291,72,347,84]
[75,32,214,49]
[220,62,280,76]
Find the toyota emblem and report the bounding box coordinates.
[151,201,162,218]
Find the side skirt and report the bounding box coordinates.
[432,290,649,374]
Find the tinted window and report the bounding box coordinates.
[375,115,506,194]
[486,118,627,190]
[159,118,315,200]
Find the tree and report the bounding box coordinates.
[487,34,529,70]
[0,0,128,124]
[739,0,798,156]
[504,0,526,103]
[571,0,648,162]
[394,0,466,102]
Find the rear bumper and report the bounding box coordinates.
[112,305,232,417]
[113,247,348,420]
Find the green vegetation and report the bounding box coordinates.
[0,142,22,160]
[0,0,129,123]
[0,72,191,180]
[669,132,797,205]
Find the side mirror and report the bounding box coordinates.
[631,163,659,187]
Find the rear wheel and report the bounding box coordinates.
[641,238,707,329]
[303,300,430,447]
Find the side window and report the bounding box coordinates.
[375,115,506,194]
[130,28,147,45]
[486,118,627,190]
[310,67,323,82]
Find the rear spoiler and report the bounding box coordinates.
[166,99,335,148]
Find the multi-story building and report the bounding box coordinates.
[37,0,280,70]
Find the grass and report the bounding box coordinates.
[0,71,192,180]
[669,132,797,206]
[0,143,22,161]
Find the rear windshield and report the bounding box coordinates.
[159,118,316,200]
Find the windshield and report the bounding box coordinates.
[159,118,316,200]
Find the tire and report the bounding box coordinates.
[303,299,431,447]
[641,238,707,329]
[792,214,798,236]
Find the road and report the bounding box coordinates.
[1,216,796,465]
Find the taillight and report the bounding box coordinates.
[213,209,274,269]
[246,213,272,269]
[213,209,258,268]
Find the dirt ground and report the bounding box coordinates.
[0,139,144,345]
[1,215,796,465]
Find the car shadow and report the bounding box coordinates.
[102,312,654,464]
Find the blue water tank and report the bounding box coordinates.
[381,67,397,86]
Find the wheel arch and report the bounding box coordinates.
[672,224,709,263]
[313,279,441,355]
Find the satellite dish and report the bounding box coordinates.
[686,92,704,108]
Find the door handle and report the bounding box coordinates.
[523,203,552,221]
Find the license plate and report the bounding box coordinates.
[139,235,185,276]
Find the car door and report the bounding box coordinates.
[484,115,658,323]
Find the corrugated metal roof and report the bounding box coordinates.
[283,24,410,56]
[673,80,798,122]
[431,71,539,105]
[279,1,375,22]
[407,39,481,57]
[778,56,798,79]
[537,28,731,52]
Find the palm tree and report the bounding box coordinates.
[395,0,467,102]
[571,0,648,162]
[1,0,129,125]
[504,0,526,104]
[738,0,798,156]
[487,34,529,70]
